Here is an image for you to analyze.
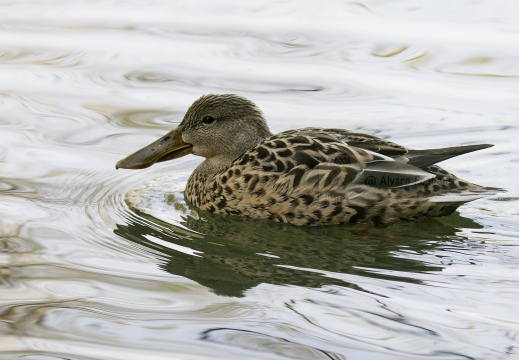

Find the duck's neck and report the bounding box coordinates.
[196,155,236,175]
[185,158,229,208]
[194,131,267,176]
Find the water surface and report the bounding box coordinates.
[1,1,519,359]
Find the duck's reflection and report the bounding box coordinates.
[114,208,482,297]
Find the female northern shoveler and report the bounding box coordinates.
[116,94,500,226]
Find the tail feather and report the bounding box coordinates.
[400,144,493,169]
[428,186,505,204]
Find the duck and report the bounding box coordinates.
[116,94,500,226]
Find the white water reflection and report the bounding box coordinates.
[1,1,519,360]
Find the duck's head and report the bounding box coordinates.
[116,94,272,170]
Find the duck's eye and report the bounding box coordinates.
[202,116,215,124]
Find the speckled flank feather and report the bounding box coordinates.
[118,94,502,226]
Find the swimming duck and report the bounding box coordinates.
[116,94,500,226]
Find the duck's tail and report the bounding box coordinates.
[400,144,494,169]
[428,187,504,205]
[399,144,505,205]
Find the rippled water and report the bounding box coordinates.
[1,1,519,359]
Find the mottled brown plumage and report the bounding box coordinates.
[116,94,501,226]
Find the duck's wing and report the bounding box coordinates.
[247,131,434,195]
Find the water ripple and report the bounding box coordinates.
[1,1,519,360]
[0,48,88,68]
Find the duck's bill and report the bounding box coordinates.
[116,127,192,169]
